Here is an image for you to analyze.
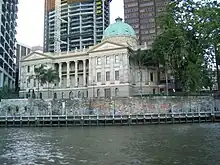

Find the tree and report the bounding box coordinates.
[151,0,219,93]
[29,64,46,98]
[42,67,60,98]
[194,0,220,90]
[129,49,157,96]
[173,0,220,90]
[29,64,59,99]
[0,86,11,99]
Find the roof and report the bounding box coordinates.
[103,17,136,39]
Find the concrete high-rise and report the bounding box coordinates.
[15,43,31,92]
[44,0,111,53]
[0,0,18,89]
[124,0,169,46]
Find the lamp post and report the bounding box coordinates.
[110,97,114,117]
[129,97,132,117]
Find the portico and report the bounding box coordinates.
[54,59,89,88]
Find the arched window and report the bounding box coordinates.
[32,89,35,99]
[69,91,73,99]
[16,106,19,113]
[54,93,57,99]
[115,88,119,96]
[97,89,100,97]
[78,91,81,98]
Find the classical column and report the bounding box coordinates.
[110,56,114,82]
[101,57,105,84]
[59,62,62,87]
[123,53,129,83]
[67,61,70,87]
[83,59,86,86]
[0,72,4,88]
[75,60,78,87]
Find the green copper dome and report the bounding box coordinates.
[103,17,136,39]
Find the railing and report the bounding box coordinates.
[0,111,219,127]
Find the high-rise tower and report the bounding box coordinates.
[0,0,18,89]
[124,0,169,47]
[44,0,111,53]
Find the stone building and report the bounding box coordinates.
[19,18,165,99]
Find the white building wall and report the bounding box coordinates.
[19,39,165,99]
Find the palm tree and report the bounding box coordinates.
[28,64,46,98]
[43,68,60,98]
[130,49,158,97]
[29,64,59,99]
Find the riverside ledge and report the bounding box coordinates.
[0,96,220,127]
[0,112,220,127]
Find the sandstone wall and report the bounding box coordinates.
[0,96,216,116]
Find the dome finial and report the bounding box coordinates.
[115,17,123,22]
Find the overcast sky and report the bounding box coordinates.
[16,0,124,47]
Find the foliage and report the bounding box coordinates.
[29,64,46,86]
[42,68,60,85]
[29,64,60,98]
[0,86,18,99]
[129,49,158,95]
[30,64,60,86]
[151,0,220,92]
[0,86,10,99]
[129,49,157,68]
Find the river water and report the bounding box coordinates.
[0,124,219,165]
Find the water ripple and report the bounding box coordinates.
[0,124,219,165]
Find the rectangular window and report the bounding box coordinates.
[97,72,101,82]
[150,72,154,82]
[104,88,111,98]
[106,56,110,64]
[106,71,110,81]
[115,55,119,63]
[34,79,36,87]
[115,71,119,80]
[27,66,30,73]
[97,57,101,65]
[27,78,30,88]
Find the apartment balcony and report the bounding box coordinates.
[80,3,93,7]
[80,7,93,12]
[81,20,93,25]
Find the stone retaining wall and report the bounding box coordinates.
[0,96,216,116]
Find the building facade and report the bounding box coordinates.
[31,46,43,52]
[20,18,165,99]
[15,43,32,91]
[124,0,169,47]
[0,0,18,89]
[44,0,111,53]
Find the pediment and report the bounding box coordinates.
[22,52,52,61]
[88,41,127,53]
